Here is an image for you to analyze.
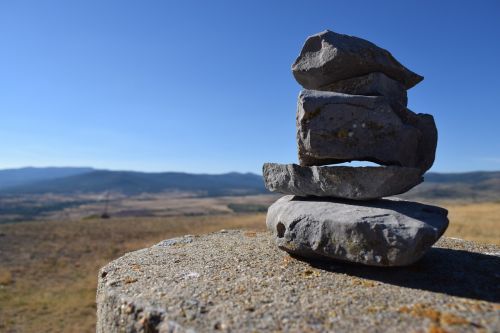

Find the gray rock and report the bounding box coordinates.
[155,235,194,247]
[321,72,407,108]
[266,195,449,266]
[292,30,423,90]
[297,90,437,173]
[97,230,500,332]
[262,163,422,200]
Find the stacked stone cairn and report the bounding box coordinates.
[263,30,449,266]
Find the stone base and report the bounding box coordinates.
[266,195,448,266]
[96,230,500,333]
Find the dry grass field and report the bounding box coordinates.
[0,197,498,333]
[440,200,500,245]
[0,213,267,333]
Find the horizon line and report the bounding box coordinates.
[1,165,499,175]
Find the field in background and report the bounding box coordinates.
[0,193,278,224]
[440,200,500,245]
[0,213,267,333]
[0,196,499,332]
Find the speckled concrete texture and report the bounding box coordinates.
[96,230,500,333]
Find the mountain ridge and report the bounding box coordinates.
[1,167,499,200]
[0,167,94,189]
[0,168,266,196]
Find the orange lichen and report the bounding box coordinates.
[440,313,470,326]
[123,276,138,284]
[352,278,377,287]
[129,264,142,272]
[427,324,451,333]
[244,231,257,237]
[400,303,475,331]
[302,269,320,278]
[281,255,292,268]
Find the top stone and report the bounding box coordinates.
[292,30,423,90]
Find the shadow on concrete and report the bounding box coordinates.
[296,247,500,303]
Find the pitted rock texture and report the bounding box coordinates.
[266,195,449,266]
[297,90,437,173]
[292,30,423,90]
[263,163,422,200]
[96,230,500,333]
[321,72,408,108]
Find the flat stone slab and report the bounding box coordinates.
[96,230,500,333]
[263,163,422,200]
[321,72,408,108]
[267,196,448,266]
[297,90,437,173]
[292,30,423,90]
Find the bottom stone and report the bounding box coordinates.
[266,195,449,266]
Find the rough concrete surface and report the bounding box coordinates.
[97,230,500,333]
[262,163,422,200]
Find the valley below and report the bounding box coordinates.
[0,167,499,332]
[0,193,499,332]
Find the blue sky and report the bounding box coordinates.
[1,0,499,173]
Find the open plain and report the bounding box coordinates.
[0,194,499,332]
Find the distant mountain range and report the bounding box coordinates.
[0,168,266,196]
[0,167,499,200]
[0,167,94,189]
[402,171,500,201]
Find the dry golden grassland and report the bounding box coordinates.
[440,200,500,245]
[0,213,267,333]
[0,198,498,333]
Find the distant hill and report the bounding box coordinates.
[0,167,94,189]
[0,169,267,196]
[0,167,499,200]
[403,171,500,201]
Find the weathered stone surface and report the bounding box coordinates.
[292,30,423,90]
[267,195,449,267]
[297,90,437,173]
[321,72,408,108]
[263,163,422,200]
[97,230,500,333]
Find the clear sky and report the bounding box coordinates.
[1,0,499,173]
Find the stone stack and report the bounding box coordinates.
[263,30,449,267]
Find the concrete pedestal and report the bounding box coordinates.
[97,230,499,333]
